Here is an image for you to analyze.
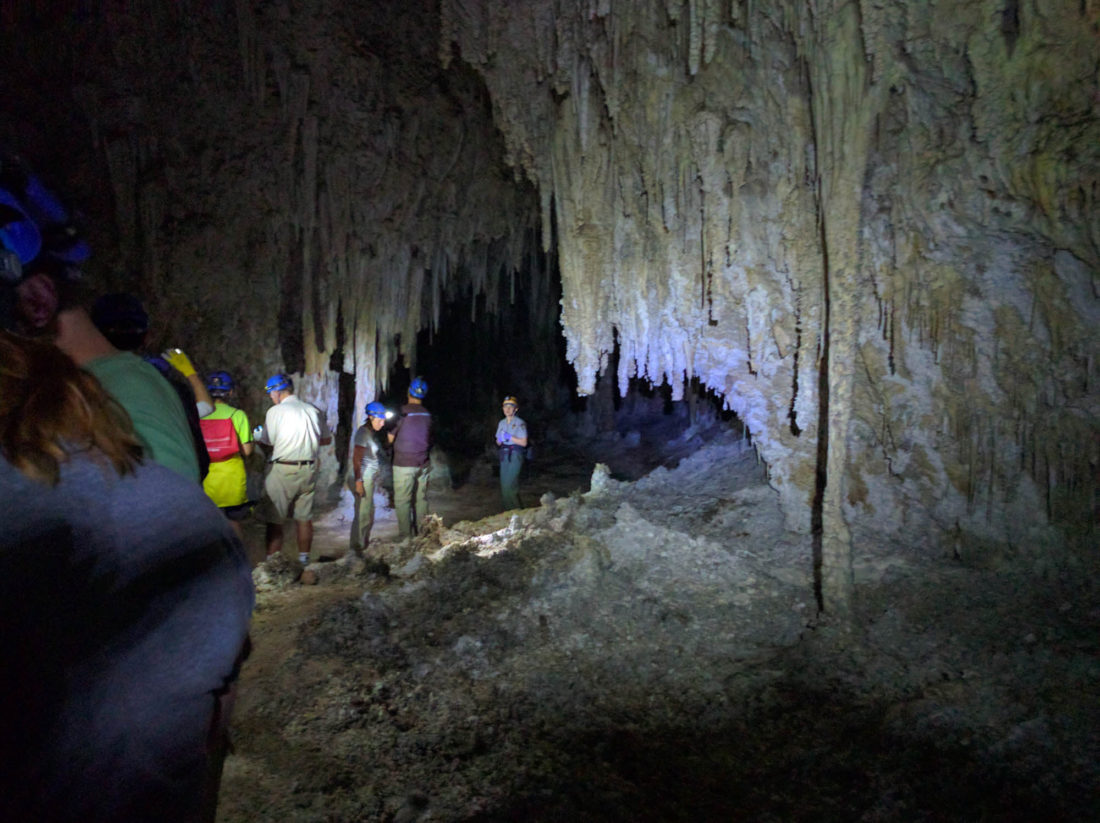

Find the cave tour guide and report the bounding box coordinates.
[495,395,528,510]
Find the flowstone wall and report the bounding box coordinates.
[1,0,542,423]
[439,0,1100,589]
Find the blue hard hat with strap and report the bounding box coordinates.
[0,189,41,267]
[264,373,291,393]
[207,370,235,394]
[409,376,428,398]
[365,401,386,419]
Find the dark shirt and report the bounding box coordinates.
[144,355,211,480]
[391,403,432,468]
[0,452,253,822]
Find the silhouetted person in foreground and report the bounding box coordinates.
[91,291,214,480]
[0,331,254,822]
[11,257,202,481]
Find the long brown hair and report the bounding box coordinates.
[0,330,142,484]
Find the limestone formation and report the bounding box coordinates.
[439,0,1100,609]
[0,1,1096,614]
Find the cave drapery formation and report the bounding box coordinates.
[437,0,1099,613]
[3,1,1097,612]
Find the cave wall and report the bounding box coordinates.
[2,1,1097,589]
[439,0,1100,574]
[1,0,541,426]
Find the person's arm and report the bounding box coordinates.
[234,409,255,457]
[161,349,214,415]
[512,418,529,447]
[187,374,214,417]
[351,443,367,495]
[254,408,274,447]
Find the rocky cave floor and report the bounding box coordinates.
[217,415,1100,822]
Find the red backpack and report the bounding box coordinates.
[200,416,241,462]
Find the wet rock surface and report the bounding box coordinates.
[220,429,1100,822]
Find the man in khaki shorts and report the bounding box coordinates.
[255,373,331,565]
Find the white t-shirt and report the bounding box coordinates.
[264,395,330,461]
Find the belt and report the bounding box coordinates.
[272,459,314,465]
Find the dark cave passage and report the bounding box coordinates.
[367,234,751,515]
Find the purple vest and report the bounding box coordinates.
[392,404,432,467]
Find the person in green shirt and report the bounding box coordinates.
[13,258,200,482]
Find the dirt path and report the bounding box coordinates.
[220,453,601,821]
[238,447,605,567]
[216,432,1100,822]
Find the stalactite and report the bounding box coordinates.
[52,0,1093,576]
[576,57,591,153]
[234,0,264,103]
[300,114,324,375]
[688,0,703,76]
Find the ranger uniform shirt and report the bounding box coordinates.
[495,414,527,447]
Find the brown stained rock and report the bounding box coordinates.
[299,568,318,586]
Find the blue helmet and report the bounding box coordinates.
[409,376,428,398]
[207,370,235,395]
[264,373,292,393]
[0,188,41,266]
[365,401,386,420]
